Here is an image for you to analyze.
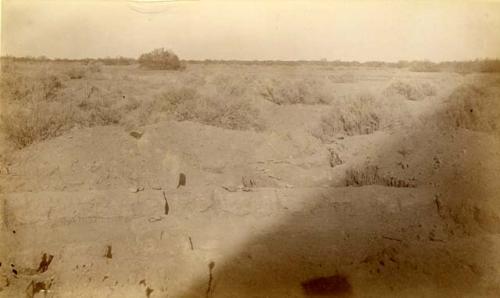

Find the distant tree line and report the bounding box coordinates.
[2,54,500,73]
[0,55,136,65]
[185,59,500,73]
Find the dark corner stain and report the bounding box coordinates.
[301,274,352,296]
[146,286,154,297]
[177,173,186,188]
[105,245,113,259]
[37,253,54,273]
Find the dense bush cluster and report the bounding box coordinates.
[138,48,181,70]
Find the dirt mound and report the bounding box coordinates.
[0,120,332,193]
[443,83,500,132]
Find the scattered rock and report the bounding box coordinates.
[129,186,144,193]
[129,130,144,139]
[241,176,256,188]
[328,148,343,167]
[177,173,186,188]
[397,161,409,169]
[433,156,441,169]
[26,279,53,298]
[104,245,112,259]
[428,230,445,242]
[162,191,169,215]
[222,186,239,192]
[397,148,411,158]
[37,254,54,273]
[148,216,163,222]
[188,236,194,250]
[146,286,154,298]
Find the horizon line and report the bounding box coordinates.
[2,55,500,64]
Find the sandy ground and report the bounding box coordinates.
[1,65,500,297]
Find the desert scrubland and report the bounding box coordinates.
[1,59,500,297]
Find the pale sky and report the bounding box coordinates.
[1,0,500,61]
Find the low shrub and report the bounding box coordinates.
[259,78,332,105]
[1,101,73,148]
[211,74,249,97]
[1,78,120,147]
[1,67,63,102]
[383,80,436,101]
[327,72,356,83]
[87,62,103,73]
[66,65,86,79]
[345,165,416,187]
[155,87,263,130]
[315,92,381,141]
[74,96,121,127]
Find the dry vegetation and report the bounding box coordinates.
[383,80,436,101]
[2,56,500,297]
[152,86,263,130]
[259,77,333,105]
[0,61,265,148]
[138,48,181,70]
[345,165,416,188]
[1,57,499,150]
[314,93,382,141]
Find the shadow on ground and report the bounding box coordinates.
[180,101,500,297]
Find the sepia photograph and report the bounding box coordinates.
[1,0,500,297]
